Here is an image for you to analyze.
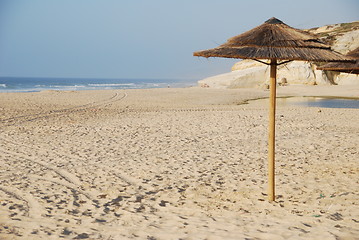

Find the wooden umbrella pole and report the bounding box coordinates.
[268,59,277,201]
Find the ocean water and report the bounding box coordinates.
[290,97,359,109]
[252,97,359,109]
[0,77,196,92]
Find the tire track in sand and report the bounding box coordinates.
[0,146,82,186]
[0,135,140,192]
[0,91,131,211]
[0,90,133,194]
[0,91,127,127]
[0,185,44,219]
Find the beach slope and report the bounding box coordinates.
[0,86,358,239]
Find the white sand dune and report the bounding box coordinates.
[0,86,358,239]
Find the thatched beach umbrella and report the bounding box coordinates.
[317,47,359,74]
[193,17,354,201]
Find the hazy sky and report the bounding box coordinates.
[0,0,358,80]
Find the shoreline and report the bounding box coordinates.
[0,85,358,239]
[2,83,359,95]
[0,77,197,93]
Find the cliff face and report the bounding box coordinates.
[310,22,359,54]
[198,21,359,88]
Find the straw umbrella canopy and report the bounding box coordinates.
[193,17,354,201]
[317,47,359,74]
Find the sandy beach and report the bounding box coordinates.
[0,85,358,239]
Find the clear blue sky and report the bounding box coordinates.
[0,0,358,80]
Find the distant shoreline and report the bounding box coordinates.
[0,76,197,93]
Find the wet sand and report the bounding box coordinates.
[0,86,358,239]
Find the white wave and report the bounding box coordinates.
[0,84,6,88]
[88,83,135,87]
[53,85,86,88]
[35,84,87,89]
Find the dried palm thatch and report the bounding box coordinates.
[317,48,359,74]
[194,17,353,62]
